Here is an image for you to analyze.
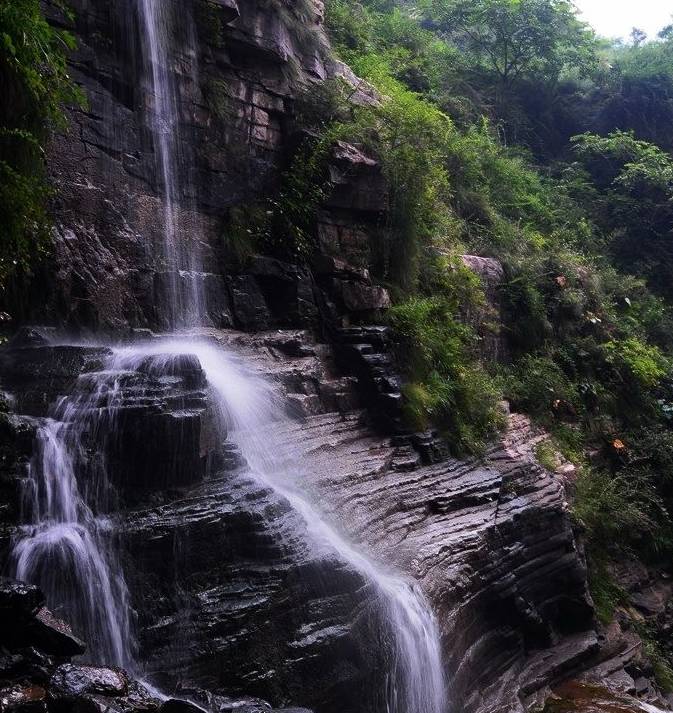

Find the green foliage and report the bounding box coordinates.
[389,292,504,454]
[423,0,597,86]
[639,625,673,693]
[0,0,81,290]
[534,439,559,471]
[604,338,669,389]
[574,467,670,559]
[570,131,673,298]
[584,555,626,624]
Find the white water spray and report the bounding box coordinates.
[12,374,135,670]
[113,338,448,713]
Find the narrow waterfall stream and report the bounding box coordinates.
[9,0,449,709]
[11,374,135,670]
[137,0,204,327]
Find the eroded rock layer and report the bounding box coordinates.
[0,330,599,713]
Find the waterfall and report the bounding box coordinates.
[112,339,448,713]
[9,0,449,708]
[137,0,204,327]
[11,372,135,670]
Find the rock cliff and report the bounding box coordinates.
[0,2,666,713]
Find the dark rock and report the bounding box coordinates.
[0,345,112,415]
[5,328,54,350]
[0,580,45,617]
[311,255,369,283]
[326,142,387,214]
[0,684,47,713]
[158,700,206,713]
[246,257,318,327]
[227,276,271,332]
[49,664,128,699]
[28,608,86,658]
[209,0,239,24]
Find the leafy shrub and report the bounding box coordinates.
[574,467,670,559]
[507,355,579,420]
[390,295,504,454]
[0,0,81,289]
[604,338,670,389]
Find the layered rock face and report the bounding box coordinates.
[0,329,600,713]
[16,0,335,329]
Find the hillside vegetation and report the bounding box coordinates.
[287,0,673,658]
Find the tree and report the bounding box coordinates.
[571,131,673,298]
[422,0,598,90]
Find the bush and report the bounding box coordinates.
[390,295,504,454]
[574,467,670,559]
[0,0,81,290]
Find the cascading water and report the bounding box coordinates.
[10,0,450,707]
[11,372,135,670]
[112,338,448,713]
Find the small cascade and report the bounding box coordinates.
[113,338,449,713]
[11,370,135,670]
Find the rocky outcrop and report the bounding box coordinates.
[10,0,335,329]
[0,577,313,713]
[0,329,603,713]
[461,254,509,363]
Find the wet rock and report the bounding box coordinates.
[49,664,128,699]
[5,328,54,350]
[0,580,45,617]
[25,608,86,658]
[0,684,47,713]
[0,344,112,416]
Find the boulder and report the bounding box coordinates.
[27,608,86,658]
[49,664,129,699]
[0,684,47,713]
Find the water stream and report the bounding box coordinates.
[137,0,204,327]
[12,373,135,670]
[112,338,448,713]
